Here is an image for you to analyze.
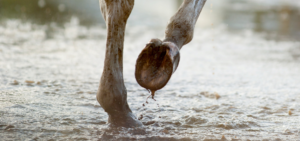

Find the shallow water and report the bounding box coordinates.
[0,20,300,140]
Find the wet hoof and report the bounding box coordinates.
[135,38,180,91]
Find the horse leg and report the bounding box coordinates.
[164,0,207,48]
[97,0,142,128]
[135,0,207,93]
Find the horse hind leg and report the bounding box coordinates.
[97,0,143,128]
[135,0,207,94]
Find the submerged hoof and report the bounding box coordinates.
[108,112,143,128]
[101,126,146,140]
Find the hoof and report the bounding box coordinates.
[135,39,180,91]
[108,112,143,128]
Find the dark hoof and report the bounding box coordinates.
[135,39,180,91]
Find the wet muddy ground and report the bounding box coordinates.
[0,20,300,140]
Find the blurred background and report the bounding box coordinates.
[1,0,300,39]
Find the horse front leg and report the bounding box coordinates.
[135,0,207,95]
[97,0,142,128]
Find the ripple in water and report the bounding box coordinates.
[0,20,300,140]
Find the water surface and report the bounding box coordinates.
[0,20,300,140]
